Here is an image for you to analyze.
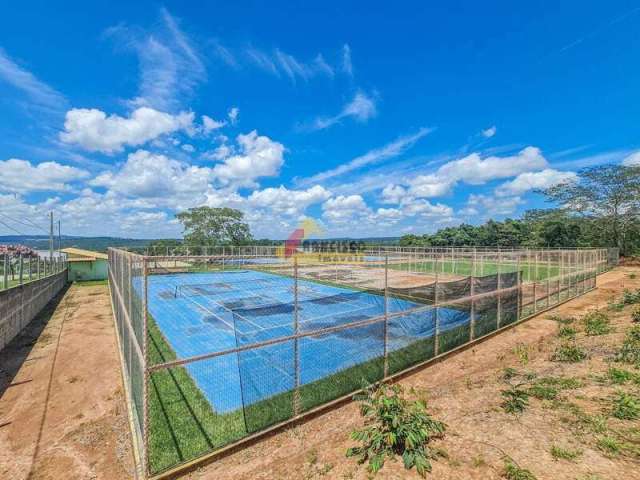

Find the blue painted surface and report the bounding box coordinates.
[146,270,469,413]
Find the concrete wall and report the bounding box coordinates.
[67,259,108,282]
[0,270,67,351]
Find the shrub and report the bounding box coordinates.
[583,310,612,336]
[632,307,640,323]
[616,325,640,366]
[550,445,582,461]
[558,326,577,339]
[501,387,530,414]
[503,459,537,480]
[552,343,587,363]
[346,384,445,477]
[610,391,640,420]
[621,288,640,305]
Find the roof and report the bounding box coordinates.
[61,247,108,261]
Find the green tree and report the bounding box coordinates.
[542,165,640,255]
[175,207,253,246]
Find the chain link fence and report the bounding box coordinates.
[108,246,617,478]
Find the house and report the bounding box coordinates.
[61,247,108,281]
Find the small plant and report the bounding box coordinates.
[630,273,638,280]
[632,307,640,323]
[621,288,640,305]
[607,367,635,385]
[558,325,577,339]
[616,325,640,366]
[500,369,535,414]
[513,343,530,366]
[552,342,587,363]
[597,436,621,455]
[503,459,537,480]
[610,391,640,420]
[346,383,445,477]
[548,314,575,325]
[550,445,582,461]
[583,310,612,336]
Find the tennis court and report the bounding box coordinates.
[146,269,470,413]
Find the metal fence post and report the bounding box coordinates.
[383,255,389,377]
[293,255,301,416]
[434,255,440,356]
[142,256,150,477]
[3,254,8,290]
[497,251,502,328]
[19,254,23,285]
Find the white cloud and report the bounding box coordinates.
[381,184,408,204]
[202,144,233,161]
[437,146,547,185]
[228,107,239,125]
[202,114,226,133]
[244,46,336,82]
[60,107,195,153]
[248,185,331,216]
[495,169,577,196]
[0,159,88,193]
[342,44,353,77]
[622,151,640,166]
[0,48,66,110]
[90,149,210,207]
[407,174,452,198]
[106,8,205,111]
[181,144,195,153]
[481,125,497,138]
[465,194,524,216]
[212,130,285,187]
[308,91,377,131]
[322,194,370,223]
[299,127,432,185]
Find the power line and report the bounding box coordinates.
[0,218,27,236]
[0,212,49,234]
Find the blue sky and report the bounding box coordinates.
[0,1,639,239]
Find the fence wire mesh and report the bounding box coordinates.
[108,245,618,477]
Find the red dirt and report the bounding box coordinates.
[0,284,133,480]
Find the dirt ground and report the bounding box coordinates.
[0,283,133,480]
[187,266,640,480]
[1,268,638,480]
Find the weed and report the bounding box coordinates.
[621,288,640,305]
[607,367,636,385]
[548,314,575,325]
[306,449,318,465]
[632,307,640,323]
[501,387,530,414]
[472,455,486,468]
[597,436,621,455]
[630,273,638,280]
[558,325,577,339]
[583,310,612,336]
[550,445,582,461]
[552,343,587,363]
[528,383,558,400]
[346,383,445,477]
[513,343,530,366]
[610,391,640,420]
[503,459,537,480]
[616,325,640,366]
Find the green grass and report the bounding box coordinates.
[74,279,108,286]
[550,445,582,461]
[386,259,560,281]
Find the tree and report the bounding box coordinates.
[175,207,253,245]
[542,165,640,255]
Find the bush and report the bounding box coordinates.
[632,307,640,323]
[346,384,445,477]
[616,325,640,366]
[621,288,640,305]
[501,387,530,414]
[610,391,640,420]
[552,343,587,363]
[558,326,577,339]
[583,310,612,336]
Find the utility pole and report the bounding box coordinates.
[49,212,54,260]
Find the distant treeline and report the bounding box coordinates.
[399,209,639,255]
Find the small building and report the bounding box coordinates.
[61,248,108,282]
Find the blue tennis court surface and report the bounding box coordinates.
[147,269,470,413]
